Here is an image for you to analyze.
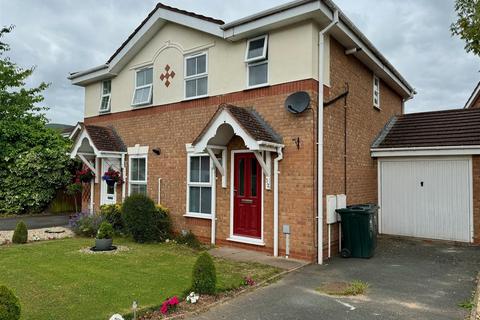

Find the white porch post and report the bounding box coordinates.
[121,154,126,201]
[89,180,94,215]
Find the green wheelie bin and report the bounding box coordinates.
[335,204,378,258]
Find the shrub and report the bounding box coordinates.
[0,285,21,320]
[176,231,202,249]
[155,205,173,242]
[99,204,124,232]
[191,252,216,295]
[69,212,103,237]
[12,221,28,244]
[122,194,158,243]
[97,221,114,239]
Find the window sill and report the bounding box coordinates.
[99,110,111,115]
[244,83,270,92]
[131,103,153,109]
[184,213,212,220]
[227,236,265,246]
[183,95,209,102]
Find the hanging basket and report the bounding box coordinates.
[105,178,116,187]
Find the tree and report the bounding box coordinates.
[0,26,73,214]
[451,0,480,56]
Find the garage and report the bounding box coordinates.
[371,108,480,243]
[378,157,472,242]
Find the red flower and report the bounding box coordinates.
[168,296,179,306]
[160,301,168,315]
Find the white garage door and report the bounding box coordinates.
[379,157,472,242]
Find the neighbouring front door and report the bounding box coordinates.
[233,152,262,238]
[100,158,119,205]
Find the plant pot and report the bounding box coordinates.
[95,238,113,251]
[105,179,116,187]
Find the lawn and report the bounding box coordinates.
[0,237,280,320]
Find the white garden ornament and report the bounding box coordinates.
[109,314,124,320]
[186,292,199,304]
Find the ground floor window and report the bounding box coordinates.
[187,154,213,215]
[129,156,147,196]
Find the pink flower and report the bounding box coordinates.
[160,301,168,315]
[168,296,179,306]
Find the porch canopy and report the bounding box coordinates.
[69,123,127,212]
[190,103,283,189]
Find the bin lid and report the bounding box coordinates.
[335,204,378,215]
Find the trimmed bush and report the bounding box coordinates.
[69,212,103,237]
[191,252,217,295]
[0,285,21,320]
[122,194,158,243]
[12,221,27,244]
[155,205,173,242]
[96,221,114,239]
[99,204,124,232]
[176,231,202,249]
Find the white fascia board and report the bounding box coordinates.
[223,1,322,39]
[69,66,115,86]
[371,146,480,157]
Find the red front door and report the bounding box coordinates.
[233,152,262,238]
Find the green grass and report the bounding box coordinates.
[0,238,280,320]
[316,280,369,296]
[458,299,475,310]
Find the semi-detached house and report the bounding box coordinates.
[69,0,416,263]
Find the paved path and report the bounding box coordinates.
[0,214,70,231]
[194,238,480,320]
[210,247,307,271]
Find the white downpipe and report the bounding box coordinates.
[89,180,94,215]
[121,154,126,201]
[273,147,283,257]
[318,10,339,265]
[211,164,216,245]
[328,224,331,259]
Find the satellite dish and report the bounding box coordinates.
[285,91,310,114]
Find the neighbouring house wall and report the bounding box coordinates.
[84,22,326,118]
[84,79,318,261]
[473,156,480,244]
[322,38,403,255]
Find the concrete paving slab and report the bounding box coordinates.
[209,246,308,271]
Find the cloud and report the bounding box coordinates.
[0,0,478,124]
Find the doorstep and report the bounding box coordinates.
[209,246,308,271]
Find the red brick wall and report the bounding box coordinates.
[81,39,405,261]
[85,80,318,261]
[322,38,403,257]
[468,96,480,109]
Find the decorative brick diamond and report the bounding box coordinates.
[160,65,175,87]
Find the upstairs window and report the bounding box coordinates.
[99,80,111,113]
[187,155,212,215]
[245,35,268,88]
[132,67,153,106]
[373,75,380,109]
[185,53,208,99]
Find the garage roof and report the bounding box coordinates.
[372,108,480,149]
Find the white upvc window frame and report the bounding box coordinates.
[184,52,208,100]
[128,155,148,196]
[99,80,111,113]
[185,153,215,219]
[373,74,381,109]
[245,35,269,89]
[245,35,268,63]
[131,67,153,107]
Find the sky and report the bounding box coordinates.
[0,0,478,125]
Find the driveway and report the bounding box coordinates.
[193,238,480,320]
[0,214,70,231]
